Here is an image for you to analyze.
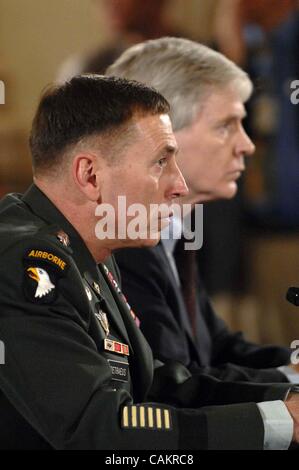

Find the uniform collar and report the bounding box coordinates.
[22,184,98,279]
[22,184,134,344]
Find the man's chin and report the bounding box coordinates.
[225,182,239,199]
[137,235,161,248]
[216,182,239,200]
[116,234,161,249]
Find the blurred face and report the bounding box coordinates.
[175,86,255,203]
[98,113,188,247]
[101,0,164,34]
[102,0,136,31]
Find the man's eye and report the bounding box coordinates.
[219,122,230,130]
[221,121,236,132]
[157,157,167,168]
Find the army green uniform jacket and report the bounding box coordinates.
[0,185,292,450]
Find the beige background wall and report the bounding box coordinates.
[0,0,103,131]
[0,0,218,191]
[0,0,217,133]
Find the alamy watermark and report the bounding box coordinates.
[290,80,299,105]
[290,340,299,364]
[95,197,203,250]
[0,341,5,364]
[0,80,5,105]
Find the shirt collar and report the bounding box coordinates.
[160,215,183,255]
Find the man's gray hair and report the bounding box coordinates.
[107,37,253,131]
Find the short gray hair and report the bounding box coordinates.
[107,37,253,131]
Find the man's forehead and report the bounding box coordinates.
[133,112,173,129]
[133,113,176,142]
[118,112,178,160]
[201,88,247,120]
[159,114,172,127]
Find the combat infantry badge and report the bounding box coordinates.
[95,309,110,336]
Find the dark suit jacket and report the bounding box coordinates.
[115,243,291,383]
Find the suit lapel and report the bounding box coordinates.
[158,244,194,338]
[158,243,203,364]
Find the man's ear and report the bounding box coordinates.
[72,152,104,202]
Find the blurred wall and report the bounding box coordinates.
[0,0,103,132]
[0,0,218,190]
[0,0,218,133]
[170,0,217,41]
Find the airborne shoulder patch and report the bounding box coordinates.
[23,247,68,304]
[24,265,57,304]
[26,249,67,271]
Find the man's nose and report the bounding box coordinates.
[236,127,256,157]
[170,162,189,199]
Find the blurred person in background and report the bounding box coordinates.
[213,0,299,345]
[57,0,179,82]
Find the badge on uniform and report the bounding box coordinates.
[24,265,57,304]
[102,264,140,327]
[23,247,68,304]
[93,281,101,295]
[95,309,110,336]
[56,230,70,248]
[108,359,129,382]
[85,286,92,301]
[104,338,130,356]
[25,249,68,272]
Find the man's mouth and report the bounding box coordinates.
[228,169,244,180]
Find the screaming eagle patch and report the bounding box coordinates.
[27,267,55,297]
[24,265,57,304]
[23,248,68,304]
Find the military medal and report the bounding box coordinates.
[56,230,70,247]
[95,309,110,336]
[85,286,92,301]
[102,264,140,327]
[104,338,129,356]
[93,281,101,295]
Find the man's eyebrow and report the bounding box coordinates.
[153,144,178,162]
[163,144,178,155]
[219,110,247,124]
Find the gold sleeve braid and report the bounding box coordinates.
[121,404,172,431]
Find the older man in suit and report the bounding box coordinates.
[107,37,299,384]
